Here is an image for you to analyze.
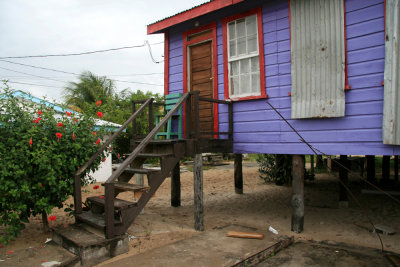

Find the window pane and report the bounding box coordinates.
[240,58,250,74]
[251,56,260,72]
[237,37,246,55]
[240,74,251,94]
[246,15,257,36]
[231,76,239,95]
[251,73,260,93]
[229,40,236,58]
[231,61,239,75]
[228,22,236,40]
[247,34,257,53]
[236,19,246,38]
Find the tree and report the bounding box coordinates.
[0,84,109,244]
[64,71,115,110]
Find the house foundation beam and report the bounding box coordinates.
[291,155,304,233]
[339,155,349,208]
[194,154,204,231]
[234,154,243,194]
[171,162,181,207]
[366,155,376,183]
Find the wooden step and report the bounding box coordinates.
[135,139,185,144]
[75,211,122,230]
[122,167,158,175]
[87,196,137,210]
[112,182,150,193]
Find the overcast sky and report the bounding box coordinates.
[0,0,208,102]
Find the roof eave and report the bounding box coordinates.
[147,0,245,34]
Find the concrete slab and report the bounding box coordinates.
[52,224,128,267]
[100,224,293,267]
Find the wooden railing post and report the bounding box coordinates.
[148,99,154,133]
[132,101,137,140]
[73,174,82,215]
[228,102,233,142]
[105,183,115,239]
[193,91,200,140]
[185,93,192,139]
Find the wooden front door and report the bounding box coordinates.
[189,41,214,136]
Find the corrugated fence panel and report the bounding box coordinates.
[383,0,400,145]
[290,0,345,119]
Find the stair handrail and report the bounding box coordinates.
[105,92,189,184]
[73,98,154,215]
[104,92,189,238]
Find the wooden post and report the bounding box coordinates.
[395,156,399,182]
[185,93,192,139]
[291,155,304,233]
[382,156,390,183]
[339,155,349,207]
[316,155,323,169]
[366,155,376,183]
[234,154,243,194]
[194,154,204,231]
[148,99,154,133]
[132,101,137,140]
[171,162,181,207]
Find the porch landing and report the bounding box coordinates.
[99,224,293,267]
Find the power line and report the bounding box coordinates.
[0,41,163,59]
[6,80,65,89]
[0,66,66,83]
[0,60,164,86]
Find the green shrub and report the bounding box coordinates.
[257,154,292,185]
[0,84,108,243]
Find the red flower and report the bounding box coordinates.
[96,100,102,106]
[39,183,43,187]
[117,153,120,158]
[6,251,14,254]
[48,215,56,222]
[93,132,97,136]
[93,185,99,190]
[74,118,78,123]
[97,111,103,118]
[110,147,113,152]
[57,122,63,127]
[99,196,104,199]
[72,133,75,140]
[29,138,32,147]
[65,111,72,116]
[95,138,101,145]
[37,110,43,115]
[56,132,62,141]
[33,117,41,123]
[103,158,106,162]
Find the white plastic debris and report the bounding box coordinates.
[129,235,136,241]
[45,238,52,244]
[269,226,278,235]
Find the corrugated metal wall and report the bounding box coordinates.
[290,0,345,119]
[383,0,400,145]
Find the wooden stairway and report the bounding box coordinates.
[75,139,186,237]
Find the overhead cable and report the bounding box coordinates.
[0,41,163,59]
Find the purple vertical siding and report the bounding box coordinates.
[167,0,400,155]
[168,32,183,95]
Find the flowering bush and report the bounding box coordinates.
[0,84,109,244]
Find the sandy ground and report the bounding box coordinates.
[1,161,400,265]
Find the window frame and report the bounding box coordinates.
[222,7,267,101]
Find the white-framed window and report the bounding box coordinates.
[227,14,260,98]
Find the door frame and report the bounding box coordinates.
[183,22,219,138]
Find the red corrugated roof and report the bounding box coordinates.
[147,0,245,34]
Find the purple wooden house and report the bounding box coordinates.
[145,0,400,232]
[148,0,399,156]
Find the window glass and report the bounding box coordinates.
[227,14,261,98]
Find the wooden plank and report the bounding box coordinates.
[194,153,204,231]
[192,69,212,82]
[88,196,137,210]
[226,231,264,239]
[395,156,399,182]
[190,42,211,59]
[234,154,243,194]
[171,162,181,207]
[291,155,304,233]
